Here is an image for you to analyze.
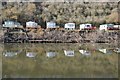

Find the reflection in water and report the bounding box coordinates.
[3,50,22,57]
[64,50,74,57]
[79,50,91,56]
[26,52,37,58]
[3,52,18,57]
[0,44,3,80]
[114,48,120,53]
[2,43,119,78]
[98,49,112,54]
[46,52,56,58]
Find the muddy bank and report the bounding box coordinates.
[41,30,118,43]
[1,29,119,43]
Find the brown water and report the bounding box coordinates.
[1,43,118,78]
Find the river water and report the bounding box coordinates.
[0,43,119,78]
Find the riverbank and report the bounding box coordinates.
[0,29,119,43]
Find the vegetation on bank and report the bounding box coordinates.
[1,2,119,28]
[2,29,119,43]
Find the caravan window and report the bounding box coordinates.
[108,24,114,27]
[68,24,74,27]
[86,24,91,27]
[87,25,90,27]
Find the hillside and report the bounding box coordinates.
[1,2,119,28]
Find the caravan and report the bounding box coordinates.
[99,24,118,31]
[64,23,75,30]
[80,23,96,30]
[26,21,38,28]
[3,21,22,28]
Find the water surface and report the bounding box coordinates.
[1,43,118,78]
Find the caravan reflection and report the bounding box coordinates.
[3,52,18,57]
[46,52,56,58]
[26,52,37,58]
[3,50,22,57]
[64,50,74,57]
[98,49,112,54]
[79,50,91,56]
[114,48,120,53]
